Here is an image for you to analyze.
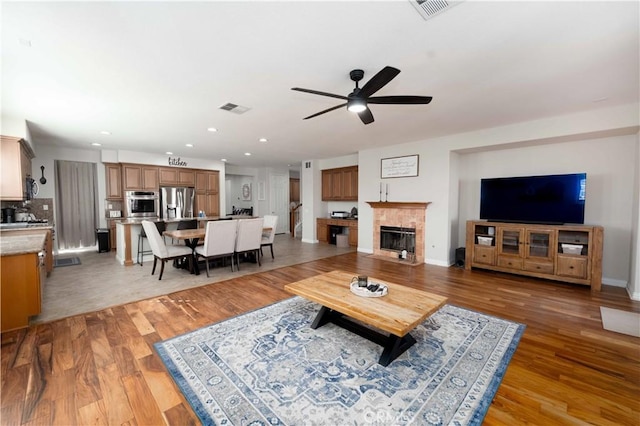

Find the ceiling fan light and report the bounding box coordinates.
[347,99,367,113]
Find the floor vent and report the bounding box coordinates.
[219,102,250,114]
[410,0,463,21]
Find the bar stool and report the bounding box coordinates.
[138,221,166,265]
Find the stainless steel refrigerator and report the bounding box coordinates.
[160,187,195,219]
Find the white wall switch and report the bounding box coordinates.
[108,204,113,209]
[43,205,49,210]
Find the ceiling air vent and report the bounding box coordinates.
[219,102,250,114]
[410,0,463,21]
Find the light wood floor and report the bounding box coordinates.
[2,251,639,425]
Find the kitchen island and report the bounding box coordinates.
[115,215,254,266]
[0,227,52,332]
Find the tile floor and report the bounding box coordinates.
[35,234,354,324]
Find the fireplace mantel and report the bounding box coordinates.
[367,202,431,210]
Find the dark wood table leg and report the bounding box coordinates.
[378,333,417,367]
[309,306,418,367]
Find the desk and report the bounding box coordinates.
[163,229,205,275]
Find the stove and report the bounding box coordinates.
[0,220,50,229]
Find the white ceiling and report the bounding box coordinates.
[2,1,638,169]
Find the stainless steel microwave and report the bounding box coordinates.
[125,191,159,218]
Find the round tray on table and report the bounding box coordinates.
[350,281,388,298]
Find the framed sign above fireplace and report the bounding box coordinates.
[381,154,419,178]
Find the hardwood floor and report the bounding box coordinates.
[2,252,639,425]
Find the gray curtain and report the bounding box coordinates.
[54,160,99,250]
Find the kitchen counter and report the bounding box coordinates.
[0,232,47,256]
[112,215,254,225]
[1,229,50,332]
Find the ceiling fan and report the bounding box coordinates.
[291,66,433,125]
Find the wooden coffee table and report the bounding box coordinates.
[285,270,448,366]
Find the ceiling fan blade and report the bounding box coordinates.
[358,108,374,125]
[367,95,433,105]
[303,103,347,120]
[292,87,348,101]
[358,66,401,98]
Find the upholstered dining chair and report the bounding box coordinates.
[260,215,278,259]
[142,220,193,280]
[194,220,238,276]
[234,218,264,271]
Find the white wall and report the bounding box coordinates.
[353,103,639,286]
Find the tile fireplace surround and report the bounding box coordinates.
[367,201,430,263]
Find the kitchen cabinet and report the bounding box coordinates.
[465,220,603,290]
[158,167,196,186]
[1,136,35,201]
[195,171,220,216]
[107,219,118,251]
[321,166,358,201]
[122,164,159,191]
[0,232,48,332]
[105,163,123,199]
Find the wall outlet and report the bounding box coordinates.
[108,204,113,209]
[43,204,48,210]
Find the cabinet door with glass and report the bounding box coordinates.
[497,226,524,257]
[525,229,555,262]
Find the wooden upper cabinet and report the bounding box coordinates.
[105,163,122,199]
[122,164,158,191]
[342,168,358,200]
[321,166,358,201]
[143,167,158,190]
[195,171,220,216]
[1,136,34,200]
[158,167,195,186]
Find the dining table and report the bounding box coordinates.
[163,228,205,275]
[163,225,274,275]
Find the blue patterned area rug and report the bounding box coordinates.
[155,297,525,425]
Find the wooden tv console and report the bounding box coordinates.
[465,220,604,291]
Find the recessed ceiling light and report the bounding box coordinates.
[221,158,227,162]
[207,127,218,132]
[244,152,251,156]
[166,151,173,155]
[100,131,111,135]
[259,138,268,143]
[91,142,102,146]
[185,143,193,147]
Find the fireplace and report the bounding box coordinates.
[367,201,430,264]
[380,226,416,254]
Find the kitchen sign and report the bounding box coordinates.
[168,157,188,167]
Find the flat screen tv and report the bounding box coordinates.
[479,173,586,224]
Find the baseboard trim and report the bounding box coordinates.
[602,277,627,288]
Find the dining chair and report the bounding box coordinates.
[234,218,264,270]
[194,220,238,276]
[260,215,278,259]
[142,221,193,280]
